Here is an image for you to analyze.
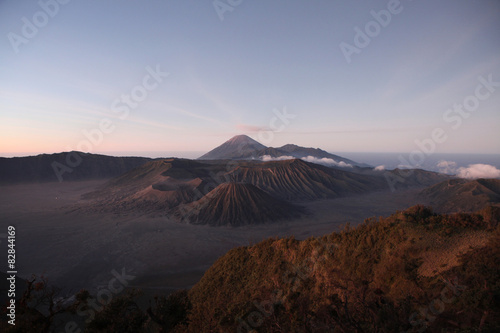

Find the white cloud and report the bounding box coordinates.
[456,164,500,179]
[261,155,294,162]
[397,164,413,169]
[374,165,385,171]
[436,160,500,179]
[301,156,353,168]
[437,160,457,174]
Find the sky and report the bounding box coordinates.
[1,0,499,158]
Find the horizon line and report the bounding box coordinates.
[1,150,499,159]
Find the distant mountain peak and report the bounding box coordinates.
[198,134,365,167]
[279,144,299,149]
[198,135,266,160]
[226,134,260,144]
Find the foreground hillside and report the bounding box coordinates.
[181,205,500,332]
[3,205,498,332]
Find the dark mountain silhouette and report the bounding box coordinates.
[0,152,152,184]
[198,135,266,160]
[419,178,500,213]
[173,182,304,226]
[381,168,451,190]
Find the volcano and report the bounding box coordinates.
[173,182,304,226]
[81,157,388,216]
[197,135,364,167]
[198,135,266,160]
[227,159,384,201]
[81,159,216,213]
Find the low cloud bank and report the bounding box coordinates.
[457,164,500,179]
[437,160,500,179]
[374,165,385,171]
[301,156,353,168]
[437,160,457,174]
[261,155,294,161]
[260,155,353,168]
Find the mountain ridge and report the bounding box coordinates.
[0,152,152,184]
[78,158,392,221]
[227,158,384,201]
[419,178,500,213]
[198,134,365,167]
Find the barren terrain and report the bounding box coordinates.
[0,180,425,295]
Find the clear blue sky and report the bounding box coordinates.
[1,0,499,157]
